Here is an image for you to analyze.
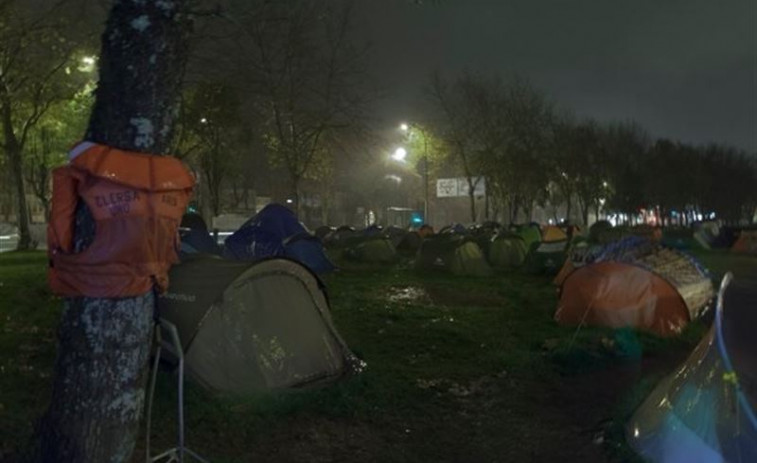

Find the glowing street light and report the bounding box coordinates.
[399,123,409,132]
[392,147,407,162]
[79,55,97,73]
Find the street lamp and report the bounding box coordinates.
[392,147,407,162]
[79,55,97,73]
[398,122,430,225]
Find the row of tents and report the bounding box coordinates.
[171,206,754,461]
[181,206,757,281]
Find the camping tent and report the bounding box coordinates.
[555,239,714,337]
[524,226,569,275]
[439,223,468,235]
[223,204,335,273]
[158,256,358,393]
[396,231,423,256]
[283,233,337,273]
[179,212,221,256]
[384,226,409,247]
[732,230,757,254]
[417,224,435,238]
[416,234,491,276]
[488,232,528,269]
[469,224,499,260]
[662,228,708,251]
[693,220,721,249]
[589,220,613,243]
[314,226,335,241]
[342,236,397,263]
[515,224,541,251]
[324,225,358,248]
[542,225,568,242]
[627,274,756,462]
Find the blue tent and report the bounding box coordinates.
[180,229,221,255]
[224,204,335,273]
[179,212,220,256]
[283,233,337,273]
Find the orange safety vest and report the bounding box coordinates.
[47,142,195,298]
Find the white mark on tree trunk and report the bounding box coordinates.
[130,117,154,148]
[130,15,151,32]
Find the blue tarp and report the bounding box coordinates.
[223,204,335,273]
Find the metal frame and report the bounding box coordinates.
[145,318,209,463]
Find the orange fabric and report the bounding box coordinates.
[542,225,568,242]
[732,231,757,254]
[418,225,435,238]
[47,143,194,298]
[555,261,690,337]
[552,259,575,287]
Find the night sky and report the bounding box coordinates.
[355,0,756,152]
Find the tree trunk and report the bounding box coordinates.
[594,202,600,225]
[1,107,32,250]
[468,189,476,223]
[7,144,32,249]
[292,174,301,217]
[35,2,189,462]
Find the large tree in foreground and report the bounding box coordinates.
[35,1,190,462]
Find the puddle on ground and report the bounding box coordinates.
[387,286,432,305]
[385,285,507,308]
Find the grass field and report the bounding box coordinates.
[0,249,754,462]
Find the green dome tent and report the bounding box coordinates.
[158,256,358,394]
[416,234,492,276]
[343,236,398,263]
[488,232,528,269]
[516,224,542,251]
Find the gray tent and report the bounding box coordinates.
[159,256,358,394]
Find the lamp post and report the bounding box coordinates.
[399,122,429,224]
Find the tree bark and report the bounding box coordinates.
[7,144,32,249]
[1,106,32,250]
[35,2,190,462]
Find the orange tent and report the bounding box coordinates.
[555,262,691,337]
[732,230,757,254]
[555,245,713,337]
[541,225,568,242]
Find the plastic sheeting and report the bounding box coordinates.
[627,274,757,462]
